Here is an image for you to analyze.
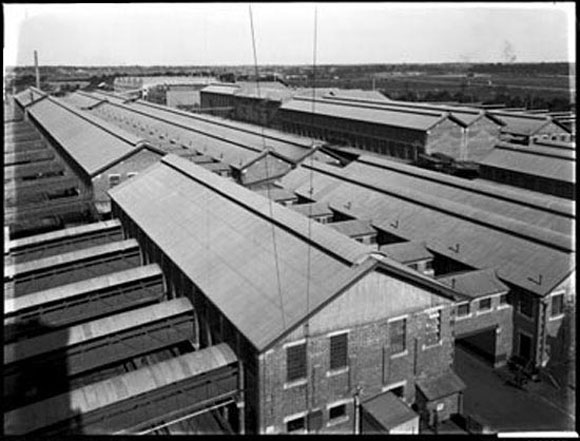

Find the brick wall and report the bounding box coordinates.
[464,117,501,162]
[453,293,513,366]
[425,118,464,159]
[258,300,455,434]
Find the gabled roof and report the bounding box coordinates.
[280,96,459,131]
[109,154,459,351]
[14,87,47,108]
[328,219,376,238]
[438,268,509,299]
[379,241,433,264]
[491,112,570,136]
[25,96,161,177]
[281,157,575,297]
[322,95,503,127]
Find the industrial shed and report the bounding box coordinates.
[109,153,465,434]
[478,142,575,199]
[277,96,467,162]
[280,154,575,370]
[490,111,572,144]
[24,93,165,214]
[323,95,504,162]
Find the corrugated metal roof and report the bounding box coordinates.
[416,370,466,401]
[379,241,433,264]
[10,239,139,278]
[109,154,378,351]
[284,160,574,297]
[362,392,418,431]
[490,112,558,136]
[279,97,451,132]
[201,84,240,95]
[25,97,147,177]
[4,264,162,316]
[254,187,298,202]
[438,268,509,299]
[10,219,121,250]
[353,155,575,233]
[4,298,192,366]
[328,219,376,238]
[294,88,389,102]
[290,202,333,218]
[479,144,575,184]
[323,95,493,127]
[14,88,47,108]
[4,343,236,435]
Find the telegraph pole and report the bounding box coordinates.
[34,50,40,90]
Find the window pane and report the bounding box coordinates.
[287,343,307,382]
[389,319,406,354]
[551,294,564,317]
[330,333,348,371]
[287,417,305,433]
[457,303,470,317]
[425,310,441,346]
[329,404,347,420]
[499,294,508,305]
[479,298,492,311]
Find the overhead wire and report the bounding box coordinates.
[248,3,286,330]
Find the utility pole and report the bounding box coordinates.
[34,50,40,90]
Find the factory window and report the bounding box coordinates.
[551,293,565,318]
[286,416,306,433]
[518,295,534,319]
[456,302,470,318]
[108,174,121,188]
[127,172,138,179]
[425,260,433,271]
[478,298,492,312]
[389,318,407,355]
[329,332,348,371]
[286,342,307,382]
[499,293,509,306]
[425,309,442,347]
[329,404,347,421]
[408,263,419,271]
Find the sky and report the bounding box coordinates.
[3,2,576,67]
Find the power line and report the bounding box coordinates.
[248,3,286,330]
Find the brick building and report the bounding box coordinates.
[279,154,575,372]
[19,90,165,215]
[109,154,467,434]
[322,95,504,162]
[489,111,572,145]
[276,96,467,162]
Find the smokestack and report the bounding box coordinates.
[34,51,40,90]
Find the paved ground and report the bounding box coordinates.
[453,346,576,434]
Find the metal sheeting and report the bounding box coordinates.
[490,112,553,136]
[416,370,466,401]
[279,97,450,131]
[60,92,106,109]
[285,161,574,296]
[324,95,488,126]
[4,343,237,435]
[110,154,372,350]
[254,187,297,202]
[10,220,122,250]
[358,154,574,220]
[438,268,509,299]
[290,202,333,218]
[3,298,192,365]
[379,241,433,264]
[26,98,141,177]
[4,264,162,316]
[479,145,575,183]
[200,84,240,95]
[328,219,376,237]
[14,88,46,108]
[9,239,139,278]
[362,392,418,431]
